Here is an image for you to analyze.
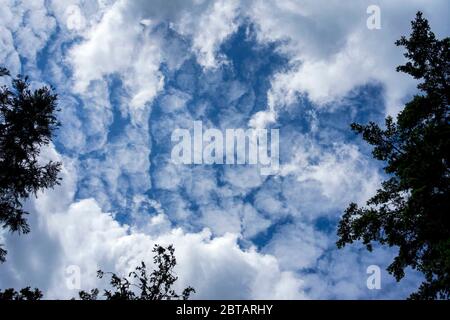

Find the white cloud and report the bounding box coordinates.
[223,166,267,190]
[279,138,381,219]
[68,0,164,112]
[176,0,240,68]
[263,221,329,270]
[0,159,305,299]
[249,110,277,129]
[248,0,449,115]
[299,245,423,299]
[0,0,56,74]
[2,0,441,299]
[66,0,243,114]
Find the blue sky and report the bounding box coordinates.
[0,0,449,299]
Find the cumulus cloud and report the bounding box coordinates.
[0,0,56,74]
[1,0,444,299]
[248,0,449,117]
[68,0,164,111]
[280,139,381,217]
[0,160,305,299]
[263,221,329,270]
[176,0,240,68]
[66,0,242,114]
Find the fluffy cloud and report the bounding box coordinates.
[1,0,444,299]
[248,0,449,119]
[263,221,329,270]
[0,159,305,299]
[0,0,56,74]
[67,0,242,113]
[68,0,164,111]
[280,139,381,217]
[176,0,240,68]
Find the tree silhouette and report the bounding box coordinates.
[0,287,43,301]
[0,68,61,262]
[79,244,195,300]
[337,12,449,299]
[0,244,194,300]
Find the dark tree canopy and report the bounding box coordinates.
[0,68,61,262]
[0,287,43,301]
[337,12,449,299]
[79,244,195,300]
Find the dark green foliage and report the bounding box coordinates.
[0,67,9,77]
[79,244,195,300]
[0,287,43,300]
[0,68,61,262]
[78,288,99,301]
[337,12,449,299]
